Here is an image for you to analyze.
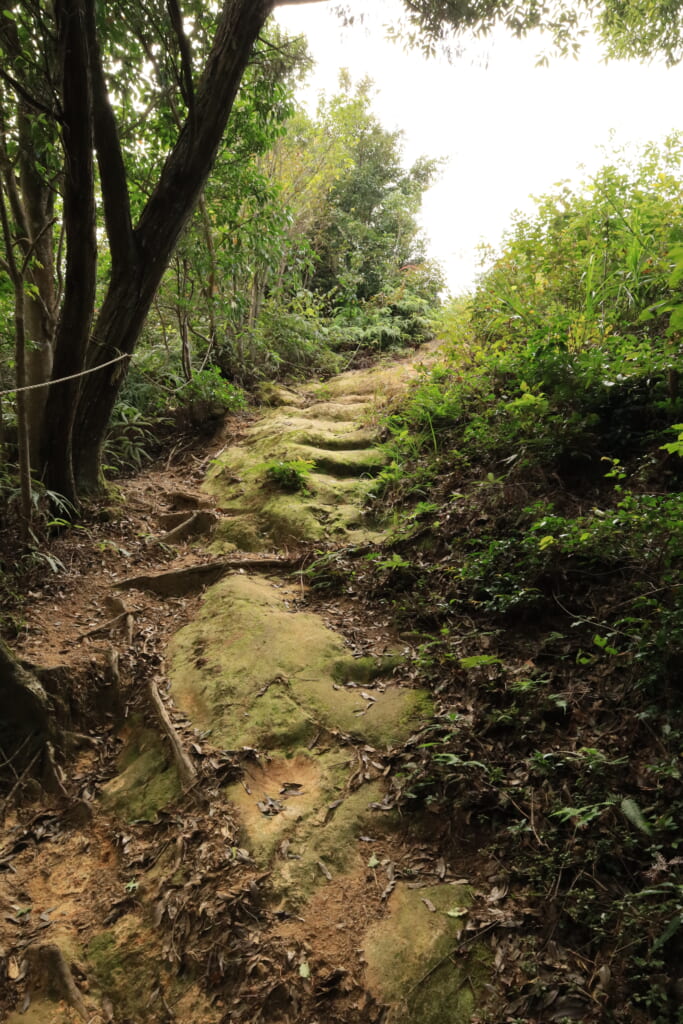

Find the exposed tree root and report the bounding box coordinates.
[147,679,197,788]
[115,555,308,596]
[26,944,91,1021]
[0,640,62,794]
[156,509,218,545]
[78,608,134,641]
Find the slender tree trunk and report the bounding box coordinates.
[177,256,193,380]
[14,292,33,539]
[40,0,97,503]
[19,106,58,463]
[198,194,219,350]
[0,169,32,537]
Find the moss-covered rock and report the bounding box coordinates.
[203,357,426,551]
[86,917,220,1024]
[168,574,429,752]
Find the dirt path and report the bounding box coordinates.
[1,346,487,1024]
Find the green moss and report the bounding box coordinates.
[85,919,221,1024]
[86,931,119,987]
[100,723,181,822]
[201,364,408,551]
[269,780,399,910]
[226,748,347,866]
[332,654,404,685]
[363,883,490,1024]
[259,494,326,544]
[169,574,427,752]
[294,427,378,451]
[400,688,434,727]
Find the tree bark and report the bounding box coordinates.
[0,22,59,465]
[0,163,32,537]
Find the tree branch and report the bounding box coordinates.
[166,0,196,123]
[0,67,59,120]
[135,0,276,278]
[84,0,135,274]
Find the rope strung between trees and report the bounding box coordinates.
[0,352,131,397]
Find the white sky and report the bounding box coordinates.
[275,0,683,295]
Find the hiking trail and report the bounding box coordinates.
[1,345,490,1024]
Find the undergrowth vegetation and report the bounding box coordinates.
[311,139,683,1022]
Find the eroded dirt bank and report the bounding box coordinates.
[1,346,491,1024]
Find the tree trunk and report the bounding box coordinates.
[14,280,33,539]
[40,0,97,503]
[0,159,32,537]
[19,106,58,464]
[72,0,275,493]
[0,640,55,765]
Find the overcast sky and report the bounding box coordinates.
[275,0,683,295]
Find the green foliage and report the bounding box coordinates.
[473,136,683,350]
[401,0,683,68]
[352,138,683,1020]
[177,366,247,423]
[144,72,443,393]
[305,76,442,310]
[387,143,683,489]
[104,357,246,474]
[103,403,161,474]
[219,292,341,386]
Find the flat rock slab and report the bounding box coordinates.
[168,573,429,752]
[225,755,394,909]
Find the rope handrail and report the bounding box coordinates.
[0,352,131,397]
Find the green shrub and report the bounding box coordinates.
[219,293,340,386]
[262,458,314,492]
[175,365,246,425]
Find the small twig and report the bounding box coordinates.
[408,944,479,996]
[552,593,638,641]
[43,742,68,797]
[78,610,133,640]
[0,748,42,821]
[608,581,683,611]
[255,674,288,698]
[508,790,548,849]
[0,735,32,774]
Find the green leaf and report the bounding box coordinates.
[652,914,682,953]
[299,962,311,979]
[620,797,651,835]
